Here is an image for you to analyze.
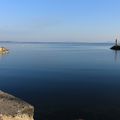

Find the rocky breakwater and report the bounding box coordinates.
[0,91,34,120]
[111,38,120,50]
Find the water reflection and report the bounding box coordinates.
[0,51,9,56]
[114,50,120,62]
[0,51,9,62]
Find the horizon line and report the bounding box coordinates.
[0,41,114,44]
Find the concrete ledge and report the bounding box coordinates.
[0,91,34,120]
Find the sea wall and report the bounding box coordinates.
[0,91,34,120]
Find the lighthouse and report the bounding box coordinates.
[111,38,120,50]
[115,38,118,46]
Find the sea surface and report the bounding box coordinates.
[0,42,120,120]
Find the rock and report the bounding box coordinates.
[0,47,8,52]
[111,45,120,50]
[0,91,34,120]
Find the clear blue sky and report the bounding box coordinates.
[0,0,120,42]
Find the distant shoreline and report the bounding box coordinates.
[0,41,114,44]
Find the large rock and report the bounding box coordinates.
[111,45,120,50]
[0,91,34,120]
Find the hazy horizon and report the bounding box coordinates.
[0,0,120,42]
[0,40,115,43]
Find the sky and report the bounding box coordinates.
[0,0,120,42]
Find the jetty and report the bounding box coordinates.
[0,91,34,120]
[111,38,120,50]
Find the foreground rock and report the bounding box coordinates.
[0,91,34,120]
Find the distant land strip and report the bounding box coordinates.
[0,41,114,44]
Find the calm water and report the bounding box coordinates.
[0,43,120,120]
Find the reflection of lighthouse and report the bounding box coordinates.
[115,50,118,62]
[114,50,120,63]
